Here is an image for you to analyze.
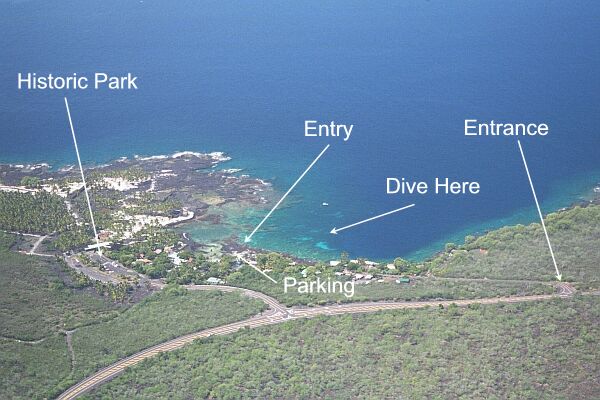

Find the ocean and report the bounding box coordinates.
[1,0,599,261]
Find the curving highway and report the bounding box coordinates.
[183,284,289,315]
[57,283,575,399]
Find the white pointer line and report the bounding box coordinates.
[237,255,278,284]
[517,139,562,280]
[244,144,330,243]
[64,97,102,255]
[331,203,415,234]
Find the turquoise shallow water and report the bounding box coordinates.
[1,1,599,261]
[403,171,600,262]
[185,167,599,262]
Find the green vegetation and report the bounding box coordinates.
[430,205,600,282]
[0,232,267,399]
[392,256,421,274]
[0,234,121,341]
[163,249,552,306]
[51,226,95,252]
[165,205,600,306]
[69,288,266,385]
[88,167,149,184]
[62,258,135,303]
[166,253,243,284]
[1,164,598,399]
[0,189,99,252]
[0,232,120,399]
[20,176,41,188]
[226,268,553,307]
[76,167,181,232]
[86,296,600,400]
[105,228,183,278]
[122,191,183,216]
[0,191,75,234]
[0,336,71,400]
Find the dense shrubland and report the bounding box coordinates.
[68,289,266,392]
[0,233,121,399]
[0,233,266,399]
[226,267,552,307]
[0,191,75,235]
[0,234,121,341]
[86,296,600,400]
[429,205,600,282]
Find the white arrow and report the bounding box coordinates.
[237,254,278,284]
[244,144,330,243]
[517,140,562,281]
[64,97,103,256]
[330,203,415,235]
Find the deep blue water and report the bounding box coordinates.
[1,1,599,261]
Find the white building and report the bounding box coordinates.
[168,252,183,266]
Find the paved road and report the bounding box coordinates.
[183,284,289,315]
[555,282,576,296]
[56,284,576,400]
[64,255,123,285]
